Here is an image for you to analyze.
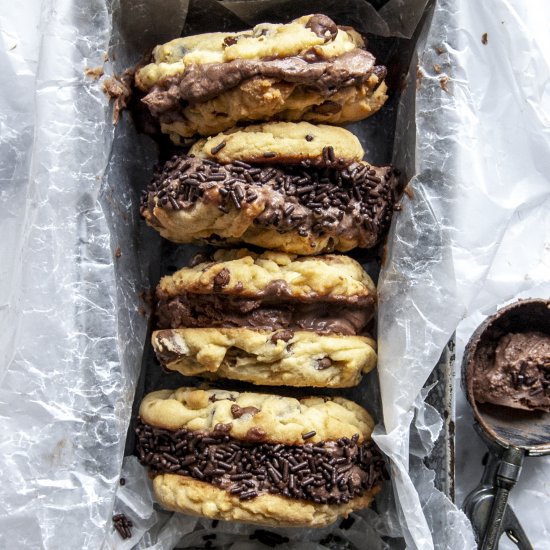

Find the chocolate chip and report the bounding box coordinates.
[316,357,332,370]
[213,268,230,292]
[245,427,267,441]
[305,14,338,43]
[223,36,238,47]
[305,134,314,142]
[231,404,260,419]
[214,422,233,433]
[270,330,294,343]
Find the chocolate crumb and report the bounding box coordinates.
[481,33,488,45]
[115,246,122,258]
[439,75,449,92]
[102,71,132,124]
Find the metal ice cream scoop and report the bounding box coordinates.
[461,299,550,550]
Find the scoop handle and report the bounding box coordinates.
[480,447,524,550]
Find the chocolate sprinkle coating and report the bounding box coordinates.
[135,419,386,505]
[140,154,400,249]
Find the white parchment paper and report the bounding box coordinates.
[1,0,549,548]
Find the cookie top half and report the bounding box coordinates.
[188,122,364,166]
[139,387,374,445]
[135,14,366,91]
[157,248,376,304]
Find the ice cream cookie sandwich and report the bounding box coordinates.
[136,387,386,527]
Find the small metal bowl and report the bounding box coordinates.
[461,299,550,455]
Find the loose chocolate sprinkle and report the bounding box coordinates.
[141,154,398,244]
[340,515,356,530]
[119,477,125,486]
[135,419,386,505]
[250,529,290,547]
[302,430,317,440]
[113,513,133,539]
[270,329,294,343]
[210,140,227,155]
[263,152,277,158]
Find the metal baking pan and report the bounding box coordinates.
[112,1,454,547]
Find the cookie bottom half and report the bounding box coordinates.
[153,474,380,528]
[152,328,377,388]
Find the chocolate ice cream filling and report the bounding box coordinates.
[156,293,373,335]
[473,331,550,412]
[141,49,385,112]
[141,155,399,248]
[135,419,386,504]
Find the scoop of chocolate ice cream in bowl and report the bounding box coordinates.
[462,298,550,452]
[461,300,550,550]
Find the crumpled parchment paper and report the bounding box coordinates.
[1,0,549,548]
